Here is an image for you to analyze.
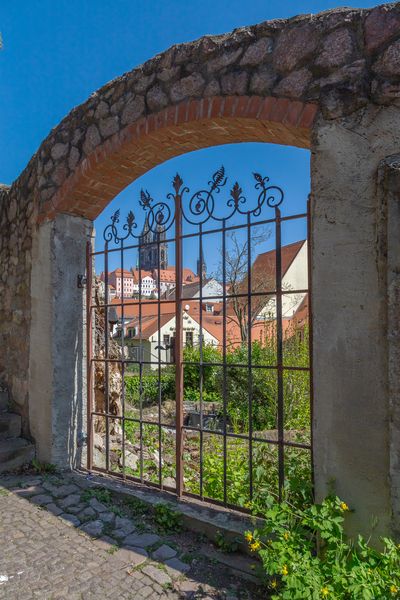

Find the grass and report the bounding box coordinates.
[81,487,112,505]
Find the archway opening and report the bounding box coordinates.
[88,141,312,512]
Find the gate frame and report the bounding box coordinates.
[85,168,313,513]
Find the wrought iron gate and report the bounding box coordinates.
[86,166,313,512]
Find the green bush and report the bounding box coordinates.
[125,372,175,407]
[246,496,400,599]
[183,345,222,392]
[224,326,310,433]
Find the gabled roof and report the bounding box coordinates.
[131,269,153,282]
[125,310,221,343]
[126,313,175,339]
[165,278,221,300]
[154,269,176,283]
[252,240,306,284]
[110,268,134,278]
[166,266,198,283]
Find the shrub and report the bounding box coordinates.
[246,496,400,599]
[183,344,222,393]
[125,372,175,407]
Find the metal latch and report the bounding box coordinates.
[77,275,87,288]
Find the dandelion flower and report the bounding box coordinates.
[321,587,329,597]
[340,502,349,511]
[390,585,398,595]
[282,565,289,576]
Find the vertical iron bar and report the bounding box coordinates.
[157,232,162,488]
[175,191,184,497]
[104,243,110,472]
[121,240,126,479]
[222,221,227,505]
[199,225,204,500]
[86,240,93,471]
[138,235,144,483]
[307,196,315,498]
[275,207,285,500]
[247,214,253,502]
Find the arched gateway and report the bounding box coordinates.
[1,3,400,542]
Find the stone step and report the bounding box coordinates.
[0,438,35,473]
[0,390,9,412]
[0,413,21,439]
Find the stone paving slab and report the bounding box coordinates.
[0,488,178,599]
[0,472,265,599]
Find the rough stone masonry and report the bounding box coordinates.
[1,3,400,542]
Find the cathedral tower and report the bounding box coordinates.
[139,217,168,270]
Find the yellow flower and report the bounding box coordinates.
[321,587,329,597]
[283,531,290,541]
[390,585,398,595]
[250,540,261,552]
[245,532,253,543]
[282,565,289,576]
[270,579,278,589]
[340,502,349,511]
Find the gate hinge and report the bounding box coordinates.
[77,274,87,288]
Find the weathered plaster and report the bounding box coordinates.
[312,104,400,541]
[29,214,93,467]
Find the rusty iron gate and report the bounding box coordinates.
[86,167,313,512]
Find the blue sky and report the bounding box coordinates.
[0,0,378,273]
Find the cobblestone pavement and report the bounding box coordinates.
[0,472,264,600]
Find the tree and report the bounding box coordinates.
[217,227,275,345]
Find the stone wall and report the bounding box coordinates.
[1,3,400,539]
[0,175,37,437]
[13,3,400,223]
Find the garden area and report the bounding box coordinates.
[94,324,312,514]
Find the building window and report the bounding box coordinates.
[185,331,193,347]
[163,334,170,347]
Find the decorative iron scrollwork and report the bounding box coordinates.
[103,208,137,244]
[102,166,284,244]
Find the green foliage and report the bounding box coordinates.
[31,458,57,474]
[125,372,175,407]
[153,502,183,533]
[124,327,310,435]
[186,436,312,513]
[214,530,241,553]
[81,486,112,505]
[182,345,222,393]
[122,326,311,512]
[123,496,149,517]
[224,327,310,433]
[183,388,221,404]
[247,497,400,599]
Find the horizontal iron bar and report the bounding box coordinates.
[89,412,311,449]
[92,288,309,310]
[90,358,310,371]
[91,212,308,257]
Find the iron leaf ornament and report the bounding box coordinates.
[102,166,284,243]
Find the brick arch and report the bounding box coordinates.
[45,96,316,221]
[27,3,400,222]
